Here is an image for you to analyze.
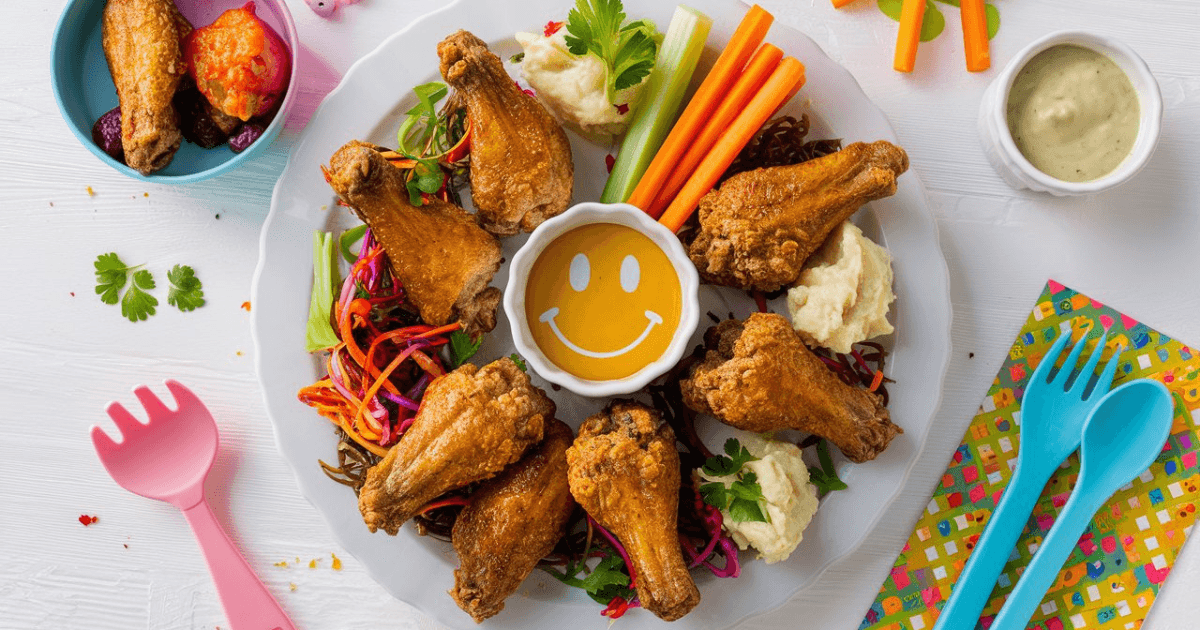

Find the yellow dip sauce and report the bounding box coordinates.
[1006,44,1139,182]
[525,223,681,381]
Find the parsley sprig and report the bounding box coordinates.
[448,330,482,368]
[807,439,849,496]
[544,554,635,605]
[699,438,769,523]
[563,0,659,100]
[93,254,205,322]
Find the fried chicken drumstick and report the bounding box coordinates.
[566,401,700,621]
[326,140,503,335]
[438,30,574,236]
[450,418,577,623]
[688,141,909,292]
[101,0,190,174]
[358,358,553,535]
[681,313,901,463]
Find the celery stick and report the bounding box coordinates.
[305,231,341,352]
[601,5,712,203]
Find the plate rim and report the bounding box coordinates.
[250,0,953,626]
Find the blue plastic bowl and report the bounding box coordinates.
[50,0,299,184]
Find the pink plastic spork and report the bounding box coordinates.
[91,380,296,630]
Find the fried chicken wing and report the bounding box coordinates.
[566,401,700,621]
[359,358,553,535]
[102,0,189,174]
[438,30,573,236]
[327,140,503,335]
[681,313,900,463]
[450,418,576,623]
[688,141,909,292]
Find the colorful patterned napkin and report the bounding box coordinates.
[861,280,1200,630]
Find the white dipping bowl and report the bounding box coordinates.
[504,202,700,398]
[978,31,1162,196]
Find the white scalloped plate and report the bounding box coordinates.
[251,1,952,628]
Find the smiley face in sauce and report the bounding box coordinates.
[525,222,681,381]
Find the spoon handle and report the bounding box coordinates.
[987,489,1108,630]
[182,499,297,630]
[934,462,1052,630]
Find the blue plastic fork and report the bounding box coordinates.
[933,328,1122,630]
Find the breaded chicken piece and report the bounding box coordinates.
[681,313,901,463]
[567,401,700,621]
[326,140,503,335]
[688,141,909,292]
[438,30,573,236]
[359,358,553,535]
[450,419,576,623]
[102,0,188,174]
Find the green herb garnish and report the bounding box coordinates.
[563,0,659,100]
[699,438,769,523]
[94,253,158,322]
[807,439,849,495]
[338,224,368,264]
[166,265,205,312]
[509,353,527,372]
[448,330,482,368]
[544,554,635,605]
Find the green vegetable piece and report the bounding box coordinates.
[564,0,660,101]
[448,330,483,368]
[600,5,710,203]
[985,3,1000,39]
[397,82,450,156]
[339,224,368,264]
[509,353,527,372]
[304,231,342,352]
[166,265,205,312]
[701,437,757,477]
[579,554,634,604]
[807,439,849,495]
[94,252,130,305]
[728,496,768,523]
[699,481,728,510]
[919,1,945,42]
[121,269,158,322]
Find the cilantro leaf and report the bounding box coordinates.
[121,269,158,322]
[699,481,728,511]
[94,253,131,305]
[729,496,768,523]
[563,0,658,100]
[405,158,445,206]
[166,264,205,312]
[579,554,634,604]
[509,353,527,372]
[703,438,757,477]
[448,330,483,368]
[808,439,849,495]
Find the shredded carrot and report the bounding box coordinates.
[355,344,424,433]
[658,57,806,233]
[626,5,774,211]
[647,43,784,218]
[869,369,885,392]
[893,0,925,73]
[960,0,990,72]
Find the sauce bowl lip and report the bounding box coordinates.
[989,30,1163,194]
[503,201,701,398]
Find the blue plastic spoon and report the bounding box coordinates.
[988,379,1174,630]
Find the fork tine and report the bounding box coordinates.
[1031,330,1072,386]
[91,425,121,458]
[134,385,173,419]
[1070,331,1109,396]
[1089,344,1126,400]
[165,379,204,412]
[106,401,146,438]
[1052,326,1093,387]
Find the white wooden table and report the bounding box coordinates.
[4,1,1199,628]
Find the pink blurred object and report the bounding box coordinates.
[91,380,296,630]
[305,0,361,17]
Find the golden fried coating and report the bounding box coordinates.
[688,141,909,292]
[450,419,577,623]
[327,140,503,335]
[566,401,700,621]
[438,30,573,236]
[359,358,553,535]
[681,313,901,463]
[101,0,188,174]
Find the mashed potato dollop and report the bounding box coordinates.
[697,433,820,564]
[514,29,643,138]
[786,221,895,354]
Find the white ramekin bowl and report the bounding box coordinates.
[978,31,1162,196]
[504,202,700,398]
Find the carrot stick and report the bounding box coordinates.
[831,0,858,7]
[961,0,990,72]
[626,5,774,211]
[646,43,783,218]
[893,0,925,73]
[657,57,806,234]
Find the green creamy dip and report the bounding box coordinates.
[1006,44,1139,182]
